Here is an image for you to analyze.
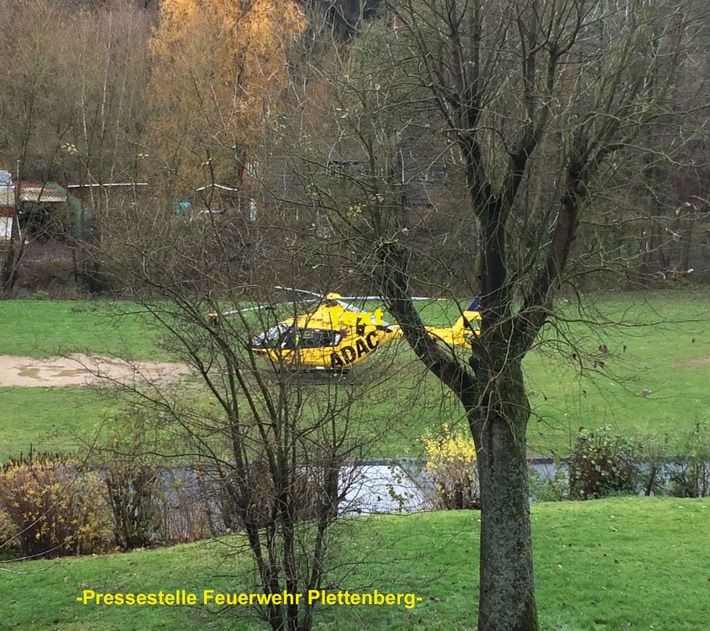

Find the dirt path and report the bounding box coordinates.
[0,354,190,387]
[678,355,710,367]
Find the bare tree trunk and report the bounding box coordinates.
[470,360,537,631]
[1,208,24,295]
[376,237,539,630]
[466,356,538,631]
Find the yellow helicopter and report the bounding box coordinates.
[212,288,482,373]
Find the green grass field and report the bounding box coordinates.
[0,387,122,459]
[0,299,169,359]
[2,497,708,630]
[1,291,710,460]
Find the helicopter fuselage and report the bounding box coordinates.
[252,319,399,372]
[249,297,481,372]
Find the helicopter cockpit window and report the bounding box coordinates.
[252,326,341,350]
[252,323,294,348]
[298,329,341,348]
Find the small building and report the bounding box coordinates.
[0,170,14,240]
[19,181,68,204]
[0,172,88,242]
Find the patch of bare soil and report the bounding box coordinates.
[676,356,710,367]
[0,354,191,387]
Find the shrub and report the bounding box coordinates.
[569,426,640,500]
[529,458,569,502]
[155,467,217,543]
[105,463,162,550]
[423,424,480,510]
[0,456,112,558]
[93,408,166,550]
[218,457,343,530]
[92,407,241,548]
[666,422,710,498]
[635,431,670,496]
[0,507,20,557]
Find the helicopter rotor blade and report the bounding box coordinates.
[211,288,446,324]
[209,305,264,318]
[339,295,441,302]
[276,287,443,304]
[335,300,364,314]
[209,298,322,322]
[337,296,382,302]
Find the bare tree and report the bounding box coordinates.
[0,1,153,294]
[96,197,388,631]
[278,1,706,629]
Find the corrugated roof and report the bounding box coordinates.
[20,181,67,203]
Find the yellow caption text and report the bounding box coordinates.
[76,589,423,609]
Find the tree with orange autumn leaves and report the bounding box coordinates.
[148,0,305,197]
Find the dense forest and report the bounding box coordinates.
[0,0,708,295]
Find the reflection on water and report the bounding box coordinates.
[342,464,432,515]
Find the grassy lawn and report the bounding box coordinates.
[1,291,710,460]
[0,300,167,360]
[364,290,710,457]
[0,387,123,460]
[525,291,710,455]
[2,497,708,630]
